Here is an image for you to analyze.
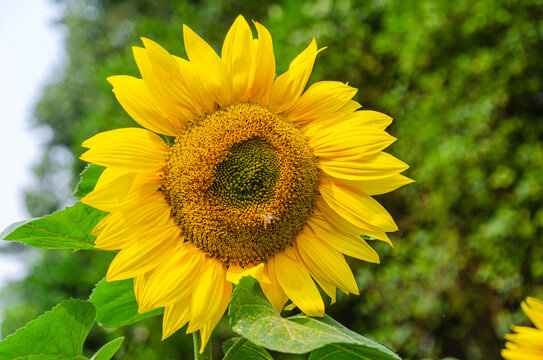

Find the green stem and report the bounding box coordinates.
[222,337,248,360]
[193,332,213,360]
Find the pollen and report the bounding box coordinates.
[163,103,319,266]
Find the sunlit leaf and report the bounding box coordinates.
[1,202,106,250]
[0,299,95,360]
[229,277,400,359]
[90,278,163,328]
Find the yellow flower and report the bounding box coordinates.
[80,15,411,351]
[502,297,543,360]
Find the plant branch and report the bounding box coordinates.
[193,332,213,360]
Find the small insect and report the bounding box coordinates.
[260,212,279,229]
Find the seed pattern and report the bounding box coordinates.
[211,138,280,208]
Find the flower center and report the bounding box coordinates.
[163,103,319,266]
[211,138,280,209]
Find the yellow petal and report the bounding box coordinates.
[134,271,153,312]
[249,21,275,102]
[260,263,288,313]
[308,215,380,262]
[81,168,162,212]
[506,326,543,347]
[94,212,137,250]
[302,109,393,137]
[319,151,409,181]
[341,100,363,113]
[345,110,393,130]
[94,192,171,250]
[132,46,193,121]
[106,224,180,281]
[222,15,253,102]
[502,348,542,360]
[91,212,114,236]
[284,302,297,311]
[269,39,323,113]
[315,197,392,245]
[199,280,232,353]
[162,299,192,340]
[183,24,232,107]
[226,263,270,285]
[271,247,324,317]
[107,75,184,136]
[308,126,396,159]
[295,228,359,295]
[344,173,414,196]
[174,56,217,114]
[114,191,171,228]
[502,345,543,360]
[319,179,398,232]
[188,257,228,331]
[142,38,215,118]
[284,81,357,124]
[523,297,543,329]
[300,111,349,136]
[81,128,168,173]
[139,242,205,309]
[290,245,337,304]
[313,277,337,304]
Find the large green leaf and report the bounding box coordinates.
[74,164,104,199]
[90,278,163,328]
[222,337,273,360]
[229,277,401,359]
[91,337,124,360]
[0,299,96,360]
[1,202,106,250]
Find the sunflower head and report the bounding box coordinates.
[163,103,319,266]
[80,15,411,352]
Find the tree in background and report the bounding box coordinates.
[2,0,543,359]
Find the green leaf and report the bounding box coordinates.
[0,299,96,360]
[299,317,399,360]
[91,337,124,360]
[1,202,106,250]
[223,337,272,360]
[74,164,104,198]
[90,278,163,328]
[309,343,396,360]
[229,277,401,359]
[0,219,33,240]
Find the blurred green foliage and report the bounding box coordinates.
[2,0,543,359]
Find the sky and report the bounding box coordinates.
[0,0,64,287]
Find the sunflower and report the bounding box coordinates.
[502,297,543,360]
[80,15,411,352]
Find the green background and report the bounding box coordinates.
[2,0,543,359]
